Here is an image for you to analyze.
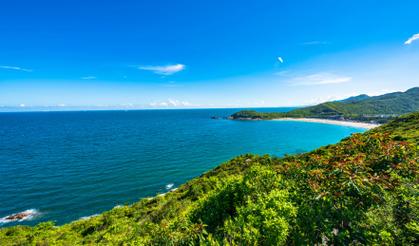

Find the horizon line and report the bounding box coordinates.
[0,105,303,113]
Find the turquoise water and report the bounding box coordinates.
[0,108,365,227]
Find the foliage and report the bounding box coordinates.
[1,113,418,245]
[230,87,419,123]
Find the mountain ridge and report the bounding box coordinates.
[339,94,370,103]
[231,87,419,123]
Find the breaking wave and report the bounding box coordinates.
[0,209,40,224]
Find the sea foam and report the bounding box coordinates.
[0,209,40,224]
[78,214,99,221]
[165,183,174,190]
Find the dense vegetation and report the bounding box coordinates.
[1,113,418,245]
[339,94,371,103]
[231,87,419,123]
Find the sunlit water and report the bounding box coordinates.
[0,108,366,226]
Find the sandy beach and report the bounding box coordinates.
[273,118,380,129]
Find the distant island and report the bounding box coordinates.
[230,87,419,124]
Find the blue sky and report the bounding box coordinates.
[1,0,418,109]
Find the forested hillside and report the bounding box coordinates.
[1,113,418,245]
[231,87,419,123]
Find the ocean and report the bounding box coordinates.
[0,108,366,227]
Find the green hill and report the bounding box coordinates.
[231,87,419,123]
[1,113,418,245]
[339,94,370,103]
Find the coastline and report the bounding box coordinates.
[272,118,380,129]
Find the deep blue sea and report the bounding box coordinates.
[0,108,366,227]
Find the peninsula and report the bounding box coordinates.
[230,87,419,124]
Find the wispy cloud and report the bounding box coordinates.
[289,72,352,86]
[0,65,32,72]
[274,70,291,76]
[81,76,96,80]
[139,64,185,75]
[300,41,330,46]
[148,99,192,108]
[404,33,419,45]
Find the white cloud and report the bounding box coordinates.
[81,76,96,80]
[139,64,185,75]
[404,33,419,45]
[148,99,192,108]
[290,72,352,86]
[0,65,32,72]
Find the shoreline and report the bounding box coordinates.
[272,118,380,129]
